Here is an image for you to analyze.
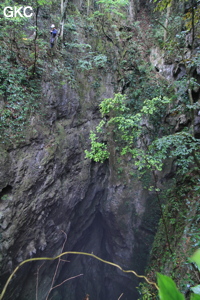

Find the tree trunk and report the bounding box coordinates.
[60,0,68,42]
[128,0,138,21]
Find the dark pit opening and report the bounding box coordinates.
[50,212,140,300]
[0,185,12,199]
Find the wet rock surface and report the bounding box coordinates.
[0,68,160,300]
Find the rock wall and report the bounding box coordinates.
[150,46,200,137]
[0,58,161,300]
[1,1,200,298]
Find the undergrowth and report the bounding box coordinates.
[142,170,200,299]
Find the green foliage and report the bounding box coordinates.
[184,6,200,33]
[76,54,107,70]
[156,250,200,300]
[94,0,128,17]
[157,273,185,300]
[85,132,109,162]
[62,12,109,75]
[137,282,156,299]
[86,90,200,177]
[93,54,107,68]
[144,170,200,299]
[191,286,200,296]
[190,249,200,270]
[157,268,200,300]
[65,42,92,52]
[0,0,43,146]
[0,60,41,145]
[153,0,200,22]
[152,133,200,173]
[99,93,129,115]
[77,59,92,71]
[153,0,173,12]
[190,294,200,300]
[37,0,53,5]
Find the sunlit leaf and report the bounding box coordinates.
[157,273,185,300]
[190,294,200,300]
[190,249,200,271]
[191,285,200,295]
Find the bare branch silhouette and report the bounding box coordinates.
[35,263,45,300]
[46,231,68,300]
[118,293,123,300]
[0,251,158,300]
[51,273,84,291]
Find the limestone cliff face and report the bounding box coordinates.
[0,1,166,298]
[0,58,160,300]
[1,1,200,299]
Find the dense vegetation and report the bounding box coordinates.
[84,0,200,298]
